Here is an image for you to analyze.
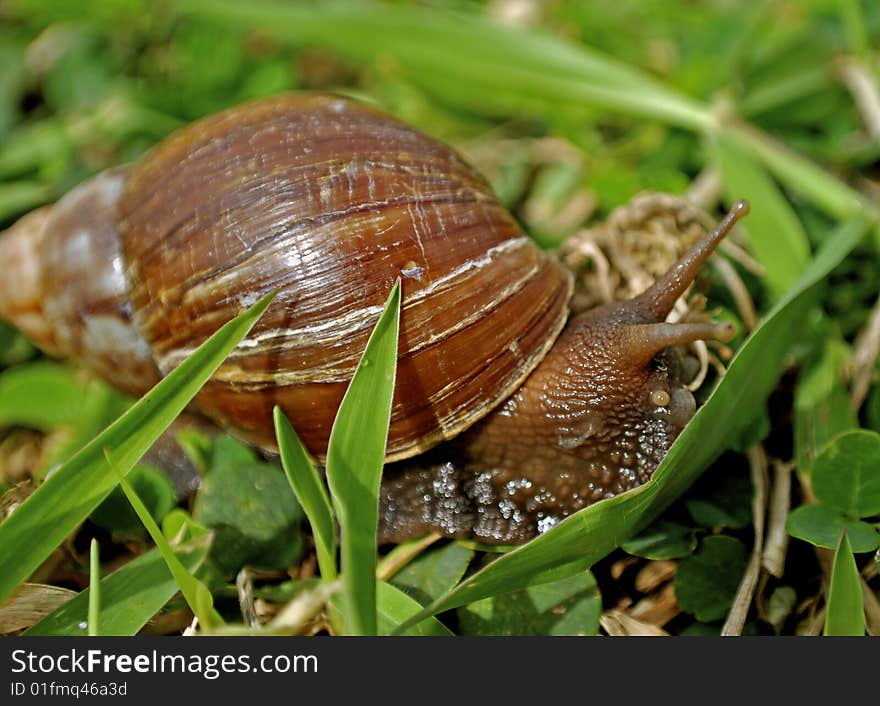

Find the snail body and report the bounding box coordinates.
[0,94,746,544]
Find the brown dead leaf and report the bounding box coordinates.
[629,583,681,627]
[0,583,75,634]
[600,609,669,636]
[634,560,677,594]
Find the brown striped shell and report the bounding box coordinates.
[111,94,572,461]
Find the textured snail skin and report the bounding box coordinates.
[0,93,745,545]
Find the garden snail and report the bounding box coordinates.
[0,93,748,544]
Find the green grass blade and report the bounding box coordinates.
[0,293,274,604]
[824,532,865,636]
[712,133,811,298]
[24,541,210,636]
[328,580,453,636]
[88,539,100,637]
[176,0,713,131]
[392,218,868,634]
[326,281,401,636]
[274,406,338,581]
[116,471,223,630]
[376,581,453,636]
[838,0,869,57]
[724,121,874,224]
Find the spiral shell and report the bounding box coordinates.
[90,93,572,460]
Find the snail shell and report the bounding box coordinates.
[1,94,571,461]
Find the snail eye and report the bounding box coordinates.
[650,390,671,407]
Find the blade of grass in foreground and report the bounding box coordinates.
[393,218,868,634]
[88,539,100,637]
[824,532,865,636]
[325,281,400,636]
[24,541,209,636]
[116,471,223,630]
[0,293,274,604]
[274,407,338,581]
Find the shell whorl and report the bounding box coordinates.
[0,168,160,396]
[0,205,58,354]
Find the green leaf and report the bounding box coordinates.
[274,407,337,581]
[88,538,100,637]
[328,580,453,636]
[390,542,475,605]
[838,0,869,57]
[794,336,859,475]
[674,535,748,622]
[90,465,177,537]
[325,281,400,636]
[392,217,867,633]
[0,362,88,429]
[24,540,209,636]
[0,293,274,604]
[722,122,870,225]
[376,581,453,636]
[177,0,713,131]
[824,532,865,636]
[811,430,880,519]
[161,508,210,543]
[786,504,880,552]
[712,133,810,298]
[621,521,698,560]
[209,435,258,472]
[457,571,601,636]
[193,460,304,573]
[116,471,223,630]
[685,467,753,530]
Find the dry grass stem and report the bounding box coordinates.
[722,445,768,635]
[850,290,880,410]
[838,56,880,139]
[236,567,259,628]
[762,460,792,578]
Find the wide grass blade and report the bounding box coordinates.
[116,472,223,630]
[88,539,100,636]
[325,281,400,636]
[723,122,872,224]
[712,133,811,298]
[24,540,210,636]
[376,581,453,636]
[328,580,453,636]
[0,293,274,604]
[176,0,713,131]
[824,532,865,636]
[274,406,338,581]
[392,218,868,633]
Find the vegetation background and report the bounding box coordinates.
[0,0,877,637]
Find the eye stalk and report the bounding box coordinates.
[629,199,750,323]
